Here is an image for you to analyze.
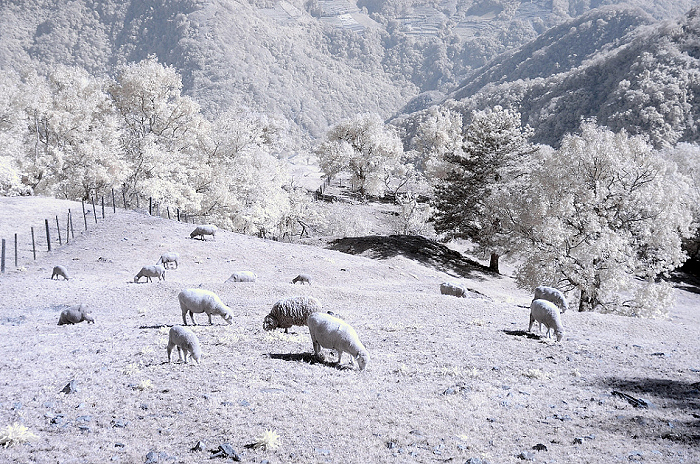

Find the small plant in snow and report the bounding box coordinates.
[136,379,153,391]
[253,429,281,450]
[0,423,38,448]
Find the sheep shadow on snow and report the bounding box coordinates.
[328,235,493,280]
[267,352,353,370]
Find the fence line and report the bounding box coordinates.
[0,188,205,274]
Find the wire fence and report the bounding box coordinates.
[0,189,203,274]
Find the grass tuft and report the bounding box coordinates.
[0,423,38,448]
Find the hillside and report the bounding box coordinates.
[398,5,700,148]
[0,196,698,463]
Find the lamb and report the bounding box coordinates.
[528,299,565,342]
[263,296,322,333]
[51,265,69,281]
[57,304,95,325]
[167,325,202,364]
[134,265,166,283]
[440,282,468,298]
[533,286,568,313]
[178,288,233,326]
[156,252,179,269]
[291,274,311,285]
[226,271,257,283]
[190,224,218,240]
[307,312,369,370]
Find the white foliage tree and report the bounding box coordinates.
[17,66,124,199]
[502,122,695,316]
[109,57,208,210]
[316,113,404,197]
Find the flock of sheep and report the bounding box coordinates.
[52,224,569,372]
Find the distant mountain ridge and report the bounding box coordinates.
[397,5,700,148]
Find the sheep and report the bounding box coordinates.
[226,271,257,283]
[51,265,69,281]
[167,325,202,364]
[440,282,468,298]
[134,265,166,283]
[178,288,233,326]
[190,224,218,240]
[307,312,369,370]
[156,252,179,269]
[291,274,311,285]
[263,296,322,334]
[533,286,568,313]
[528,299,565,342]
[57,304,95,325]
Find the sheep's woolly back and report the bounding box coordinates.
[178,288,233,325]
[440,282,467,298]
[263,296,322,331]
[529,299,565,341]
[157,252,179,268]
[226,271,257,283]
[57,305,95,325]
[533,286,568,313]
[190,224,217,239]
[134,265,166,282]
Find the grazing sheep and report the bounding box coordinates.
[156,252,179,269]
[291,274,311,285]
[178,288,233,326]
[51,265,69,281]
[533,286,568,313]
[190,224,218,240]
[307,312,369,370]
[440,282,468,298]
[134,265,166,283]
[226,271,257,283]
[167,326,202,364]
[528,299,565,342]
[263,296,322,333]
[57,305,95,325]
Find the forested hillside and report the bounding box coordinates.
[398,5,700,148]
[0,0,694,138]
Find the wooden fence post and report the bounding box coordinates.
[177,208,180,221]
[56,215,62,245]
[14,233,18,267]
[101,196,105,219]
[112,188,116,213]
[1,239,5,273]
[69,209,75,239]
[136,195,139,209]
[122,189,127,209]
[149,197,152,215]
[31,227,36,260]
[45,219,51,252]
[92,197,97,223]
[167,207,170,220]
[66,212,70,244]
[82,201,87,230]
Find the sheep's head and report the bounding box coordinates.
[222,311,233,325]
[555,330,565,342]
[357,351,369,371]
[262,314,278,331]
[84,313,95,324]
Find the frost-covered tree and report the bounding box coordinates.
[109,57,208,210]
[316,113,404,197]
[505,122,695,316]
[431,105,535,272]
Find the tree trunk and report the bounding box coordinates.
[489,253,500,273]
[579,287,598,312]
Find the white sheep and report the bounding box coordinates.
[440,282,468,298]
[51,265,69,281]
[528,299,565,342]
[134,265,166,283]
[167,325,202,364]
[292,274,311,285]
[263,296,322,333]
[57,304,95,325]
[307,312,369,370]
[178,288,233,326]
[190,224,218,240]
[226,271,257,283]
[156,252,180,269]
[533,286,568,313]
